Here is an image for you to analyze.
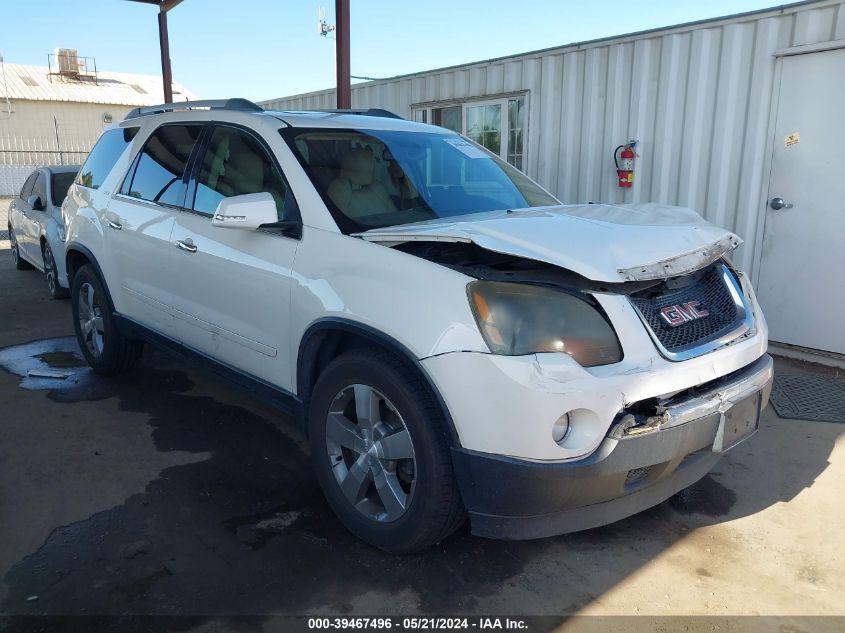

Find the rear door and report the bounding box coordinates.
[171,124,300,388]
[107,123,204,337]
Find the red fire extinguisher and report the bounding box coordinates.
[614,141,638,188]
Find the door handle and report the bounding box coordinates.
[107,219,123,230]
[769,197,794,210]
[174,239,197,253]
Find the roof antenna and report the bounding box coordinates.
[317,6,336,38]
[0,53,11,119]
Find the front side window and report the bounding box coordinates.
[283,127,558,234]
[77,127,138,190]
[192,126,290,220]
[123,124,201,207]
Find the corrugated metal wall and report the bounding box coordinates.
[0,101,134,196]
[260,0,845,279]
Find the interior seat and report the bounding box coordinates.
[327,147,397,219]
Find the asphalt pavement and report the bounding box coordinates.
[1,197,843,631]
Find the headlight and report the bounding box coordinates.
[468,281,623,366]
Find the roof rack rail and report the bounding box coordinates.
[124,98,263,120]
[311,108,404,120]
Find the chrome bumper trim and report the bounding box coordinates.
[657,354,773,431]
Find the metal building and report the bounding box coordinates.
[261,0,845,359]
[0,52,196,196]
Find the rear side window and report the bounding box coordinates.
[193,126,290,220]
[51,172,76,206]
[122,124,202,207]
[19,172,37,199]
[77,127,138,190]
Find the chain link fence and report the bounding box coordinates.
[0,149,88,197]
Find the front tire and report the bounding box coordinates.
[71,264,143,374]
[308,349,464,553]
[9,226,33,270]
[42,241,69,299]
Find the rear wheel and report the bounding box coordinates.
[42,241,69,299]
[71,264,143,374]
[308,349,464,553]
[9,226,33,270]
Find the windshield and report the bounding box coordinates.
[281,127,559,233]
[51,171,77,206]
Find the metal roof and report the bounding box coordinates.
[0,62,197,106]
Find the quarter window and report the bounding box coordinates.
[193,126,289,220]
[31,173,48,206]
[123,124,201,207]
[77,127,138,190]
[19,173,38,199]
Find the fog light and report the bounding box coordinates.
[552,413,571,445]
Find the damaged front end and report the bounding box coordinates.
[610,354,773,441]
[393,239,755,363]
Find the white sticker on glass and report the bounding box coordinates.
[444,138,488,159]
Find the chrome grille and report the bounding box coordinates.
[630,263,745,356]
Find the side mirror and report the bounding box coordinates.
[211,192,278,230]
[27,195,44,211]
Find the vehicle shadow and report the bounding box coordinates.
[0,331,839,624]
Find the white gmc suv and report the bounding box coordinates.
[62,99,772,553]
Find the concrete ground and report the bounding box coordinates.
[1,196,844,631]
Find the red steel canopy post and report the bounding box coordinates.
[126,0,184,103]
[335,0,351,109]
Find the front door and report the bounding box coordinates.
[171,124,299,389]
[756,48,845,355]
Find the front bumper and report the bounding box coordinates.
[451,354,773,540]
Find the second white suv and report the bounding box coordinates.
[63,99,772,552]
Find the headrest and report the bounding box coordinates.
[341,148,375,186]
[226,151,263,193]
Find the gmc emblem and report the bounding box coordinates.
[659,301,709,327]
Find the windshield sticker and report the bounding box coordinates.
[444,138,488,159]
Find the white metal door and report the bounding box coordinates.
[756,48,845,355]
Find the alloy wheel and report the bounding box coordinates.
[326,384,417,522]
[43,244,56,294]
[77,282,105,357]
[10,229,19,265]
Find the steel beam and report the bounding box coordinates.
[335,0,351,109]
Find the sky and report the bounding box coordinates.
[0,0,785,102]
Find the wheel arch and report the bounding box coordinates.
[65,243,116,312]
[297,318,462,448]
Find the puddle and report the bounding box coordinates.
[0,337,94,393]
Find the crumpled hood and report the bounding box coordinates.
[356,203,742,282]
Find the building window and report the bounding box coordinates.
[507,97,525,170]
[414,94,528,170]
[465,102,502,155]
[431,105,461,133]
